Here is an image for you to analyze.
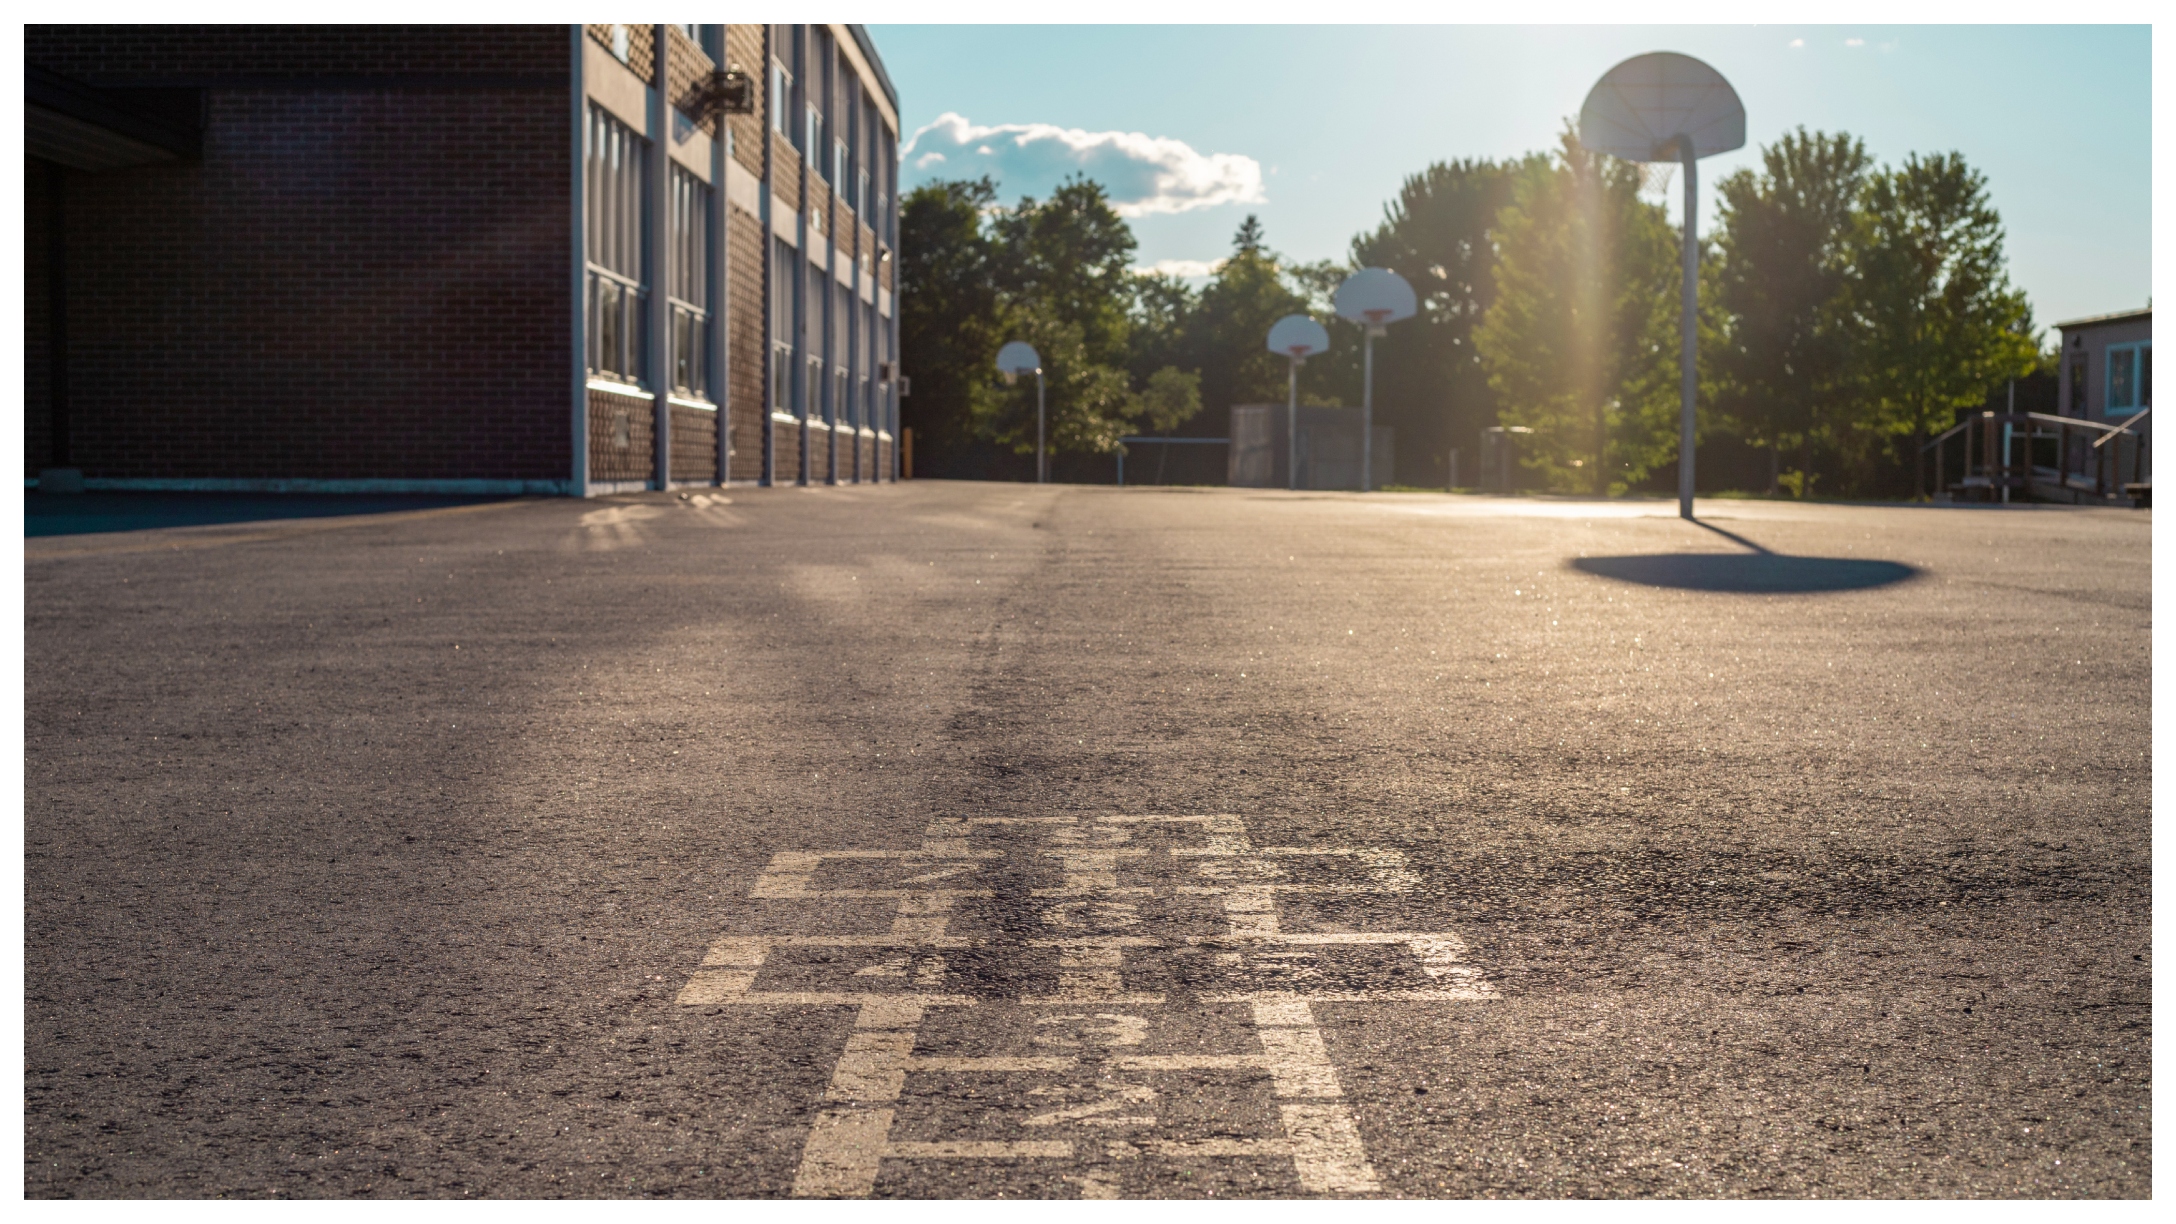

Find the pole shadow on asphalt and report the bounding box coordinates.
[1570,517,1920,594]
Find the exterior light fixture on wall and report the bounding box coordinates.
[688,66,756,120]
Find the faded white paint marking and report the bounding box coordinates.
[1280,1104,1381,1194]
[885,1141,1073,1159]
[826,1029,918,1103]
[687,812,1496,1198]
[1024,1082,1157,1127]
[1031,1013,1150,1047]
[793,1108,897,1198]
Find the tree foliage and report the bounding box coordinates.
[898,131,2040,498]
[1475,129,1681,493]
[1853,152,2039,448]
[1712,129,1871,489]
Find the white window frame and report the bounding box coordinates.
[770,61,791,136]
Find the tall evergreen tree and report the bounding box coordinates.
[1183,216,1310,439]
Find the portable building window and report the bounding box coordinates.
[585,104,647,386]
[2107,342,2152,416]
[668,166,712,399]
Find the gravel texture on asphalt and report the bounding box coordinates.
[23,482,2151,1198]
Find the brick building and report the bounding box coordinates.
[25,24,902,495]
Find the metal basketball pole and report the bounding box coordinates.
[1677,138,1698,520]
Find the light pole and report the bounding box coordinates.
[996,341,1044,483]
[1266,315,1329,490]
[1578,52,1745,519]
[1333,268,1416,492]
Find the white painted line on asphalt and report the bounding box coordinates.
[1280,1104,1381,1194]
[826,1030,919,1103]
[685,812,1490,1198]
[793,1108,896,1198]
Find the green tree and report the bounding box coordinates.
[1350,157,1531,483]
[1711,129,1873,496]
[898,178,1002,466]
[1853,152,2038,494]
[1476,129,1681,494]
[973,176,1200,460]
[1183,215,1310,437]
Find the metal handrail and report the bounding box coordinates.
[2092,406,2151,449]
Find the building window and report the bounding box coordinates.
[585,104,647,386]
[674,23,699,42]
[858,168,871,220]
[771,62,790,136]
[610,24,630,63]
[771,237,796,413]
[669,165,711,399]
[807,354,824,420]
[836,367,850,431]
[2107,342,2152,416]
[835,138,850,200]
[806,104,822,171]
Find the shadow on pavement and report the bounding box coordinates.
[1571,519,1920,593]
[25,492,519,538]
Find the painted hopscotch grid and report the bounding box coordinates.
[675,814,1495,1197]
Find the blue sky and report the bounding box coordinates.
[868,24,2151,335]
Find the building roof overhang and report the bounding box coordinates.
[2054,307,2152,332]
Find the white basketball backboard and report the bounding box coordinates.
[1266,315,1330,360]
[1332,269,1416,328]
[995,341,1041,376]
[1578,52,1745,163]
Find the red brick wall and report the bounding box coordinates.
[727,206,767,483]
[585,25,656,84]
[669,403,717,483]
[26,159,53,473]
[46,88,571,482]
[772,131,800,204]
[662,27,715,136]
[772,416,802,484]
[28,25,566,80]
[27,27,574,484]
[588,388,652,484]
[724,24,766,179]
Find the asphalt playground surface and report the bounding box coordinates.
[23,482,2152,1198]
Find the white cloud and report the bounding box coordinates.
[1135,258,1224,279]
[1845,38,1866,47]
[902,112,1265,218]
[1788,38,1804,48]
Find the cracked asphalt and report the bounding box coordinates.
[23,482,2151,1198]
